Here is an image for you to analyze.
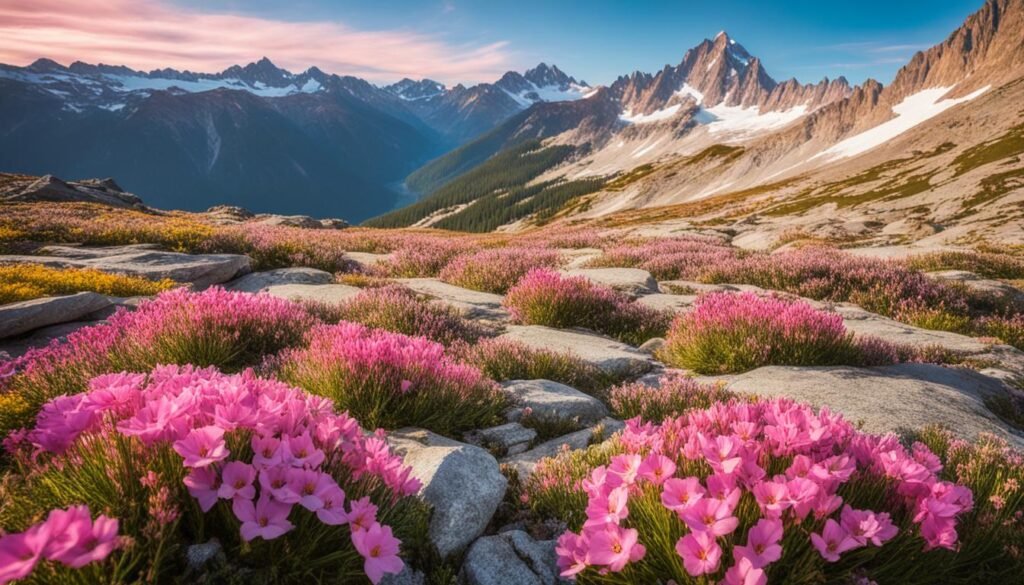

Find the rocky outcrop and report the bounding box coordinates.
[699,364,1024,449]
[0,293,112,339]
[2,175,143,208]
[262,283,362,304]
[2,244,250,288]
[253,214,349,230]
[396,279,508,320]
[502,380,608,425]
[385,429,507,557]
[224,268,335,293]
[462,531,561,585]
[504,418,625,478]
[562,268,659,295]
[498,326,654,377]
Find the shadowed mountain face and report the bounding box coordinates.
[0,58,589,221]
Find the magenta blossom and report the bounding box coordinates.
[172,425,229,468]
[351,522,404,585]
[218,461,257,501]
[733,518,783,569]
[682,497,739,537]
[811,519,859,562]
[587,525,645,572]
[233,496,294,542]
[676,529,722,576]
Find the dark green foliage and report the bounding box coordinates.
[404,111,533,195]
[433,177,606,232]
[365,141,579,229]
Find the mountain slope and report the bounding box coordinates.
[383,0,1024,245]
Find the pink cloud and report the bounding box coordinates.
[0,0,514,84]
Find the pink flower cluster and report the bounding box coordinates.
[374,237,480,277]
[279,321,490,397]
[504,269,670,345]
[0,505,118,584]
[590,235,738,280]
[22,366,419,584]
[334,285,486,346]
[555,398,974,582]
[439,247,562,293]
[109,287,316,351]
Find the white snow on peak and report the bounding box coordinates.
[814,85,991,161]
[704,103,808,136]
[300,78,322,93]
[619,105,682,124]
[502,81,590,108]
[677,83,704,104]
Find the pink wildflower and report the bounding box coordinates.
[232,495,294,541]
[351,522,404,585]
[676,529,722,576]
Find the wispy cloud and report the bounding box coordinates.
[0,0,513,84]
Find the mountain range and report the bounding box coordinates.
[2,0,1023,243]
[0,59,589,221]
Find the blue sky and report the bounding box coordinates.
[179,0,982,85]
[2,0,984,87]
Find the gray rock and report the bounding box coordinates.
[698,364,1024,449]
[4,174,142,208]
[5,244,251,288]
[346,251,391,269]
[504,418,626,478]
[380,566,425,585]
[562,268,658,295]
[927,271,1024,306]
[469,423,537,456]
[385,429,507,557]
[225,268,334,293]
[833,304,991,354]
[0,293,112,339]
[637,337,666,355]
[636,293,696,312]
[462,531,561,585]
[560,248,604,270]
[498,326,654,377]
[396,278,508,320]
[262,283,362,304]
[319,218,350,229]
[502,380,607,425]
[205,205,254,224]
[185,539,223,571]
[254,214,323,229]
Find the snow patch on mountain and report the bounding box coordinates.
[704,103,808,136]
[814,85,991,161]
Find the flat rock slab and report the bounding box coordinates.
[0,293,112,339]
[346,252,391,269]
[833,305,991,354]
[225,268,334,293]
[504,418,625,478]
[636,293,696,312]
[396,278,507,320]
[560,248,604,270]
[386,428,507,558]
[698,364,1024,449]
[562,268,658,295]
[928,271,1024,305]
[498,325,654,377]
[467,423,537,456]
[5,244,251,288]
[462,530,560,585]
[262,283,362,304]
[502,379,608,424]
